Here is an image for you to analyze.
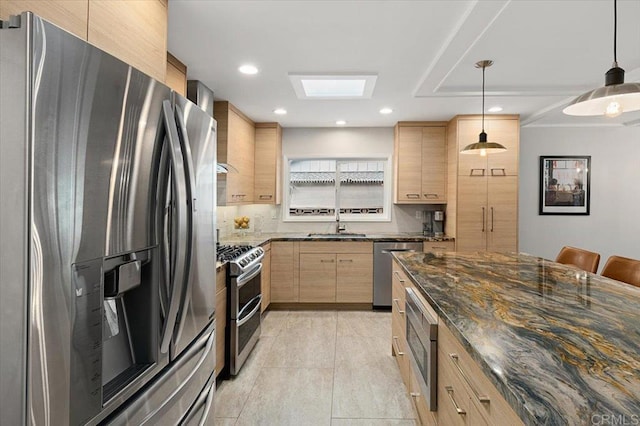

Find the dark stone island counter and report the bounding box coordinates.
[393,251,640,426]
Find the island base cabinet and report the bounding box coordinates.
[410,368,437,426]
[438,324,523,426]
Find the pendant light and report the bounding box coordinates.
[461,60,507,156]
[563,0,640,117]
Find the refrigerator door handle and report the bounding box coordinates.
[160,100,190,354]
[180,375,215,426]
[172,104,197,348]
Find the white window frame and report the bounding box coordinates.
[283,155,392,222]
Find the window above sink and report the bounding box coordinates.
[283,157,391,222]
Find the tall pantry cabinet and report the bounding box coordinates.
[446,115,519,252]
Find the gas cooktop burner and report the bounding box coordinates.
[217,244,265,276]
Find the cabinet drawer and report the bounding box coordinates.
[299,241,372,254]
[437,351,476,426]
[423,241,455,252]
[439,324,523,426]
[409,365,438,426]
[392,318,411,389]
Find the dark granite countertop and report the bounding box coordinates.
[393,251,640,426]
[219,232,454,247]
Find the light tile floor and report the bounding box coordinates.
[214,310,416,425]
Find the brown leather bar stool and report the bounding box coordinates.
[601,255,640,288]
[555,246,601,273]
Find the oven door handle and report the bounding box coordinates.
[237,263,263,288]
[237,295,263,326]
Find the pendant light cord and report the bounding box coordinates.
[481,64,486,133]
[613,0,618,65]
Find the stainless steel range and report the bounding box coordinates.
[217,245,264,375]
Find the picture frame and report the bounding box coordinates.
[539,156,591,215]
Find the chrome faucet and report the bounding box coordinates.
[336,212,346,233]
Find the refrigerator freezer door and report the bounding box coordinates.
[104,322,216,425]
[171,94,217,360]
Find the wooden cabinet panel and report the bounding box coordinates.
[299,241,372,254]
[410,367,438,426]
[421,126,447,202]
[254,123,281,204]
[215,102,255,205]
[215,267,227,376]
[88,0,167,82]
[396,126,423,201]
[299,254,336,302]
[336,253,372,303]
[457,118,487,176]
[261,244,271,312]
[486,118,519,176]
[487,176,518,252]
[423,240,455,252]
[270,241,298,302]
[0,1,89,39]
[456,176,488,252]
[394,123,447,204]
[392,318,411,389]
[166,52,187,96]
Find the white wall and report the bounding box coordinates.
[519,126,640,271]
[222,127,443,237]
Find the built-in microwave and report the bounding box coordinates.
[405,287,438,411]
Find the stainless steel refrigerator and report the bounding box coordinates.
[0,12,217,425]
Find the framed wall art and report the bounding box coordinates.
[539,156,591,215]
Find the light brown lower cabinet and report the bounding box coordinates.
[423,240,456,252]
[299,253,336,302]
[215,267,227,377]
[270,241,299,302]
[336,253,373,303]
[260,243,271,312]
[410,368,437,426]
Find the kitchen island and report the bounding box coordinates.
[393,251,640,426]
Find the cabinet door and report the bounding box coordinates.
[421,126,447,202]
[486,119,519,176]
[166,53,186,96]
[226,109,255,203]
[456,176,488,252]
[336,253,372,303]
[396,126,423,202]
[254,124,281,204]
[299,254,336,302]
[410,367,438,426]
[270,242,298,302]
[215,267,226,376]
[0,1,88,39]
[88,0,168,82]
[487,176,518,252]
[261,246,271,312]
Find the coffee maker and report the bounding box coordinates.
[423,210,445,237]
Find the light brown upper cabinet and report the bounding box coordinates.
[88,0,168,82]
[214,101,256,205]
[0,1,89,39]
[394,122,447,204]
[166,52,187,97]
[254,123,282,205]
[2,1,169,83]
[446,115,519,252]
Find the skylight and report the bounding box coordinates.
[289,74,377,99]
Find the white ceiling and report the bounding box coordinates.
[168,0,640,128]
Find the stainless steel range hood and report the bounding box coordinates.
[186,80,234,175]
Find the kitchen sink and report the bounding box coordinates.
[307,233,367,238]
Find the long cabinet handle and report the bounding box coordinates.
[449,353,491,404]
[481,207,485,232]
[423,193,439,199]
[406,193,421,199]
[320,259,335,263]
[339,259,353,263]
[393,298,405,315]
[490,207,494,232]
[445,386,467,415]
[392,336,404,356]
[393,270,405,283]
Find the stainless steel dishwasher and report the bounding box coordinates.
[373,241,423,308]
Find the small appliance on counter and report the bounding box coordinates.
[423,210,445,237]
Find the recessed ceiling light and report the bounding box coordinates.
[379,107,393,114]
[336,120,347,126]
[289,73,377,99]
[273,108,287,115]
[488,106,503,113]
[238,64,258,75]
